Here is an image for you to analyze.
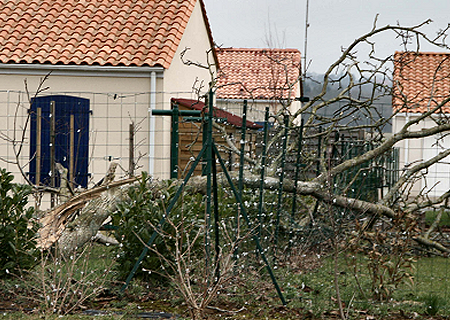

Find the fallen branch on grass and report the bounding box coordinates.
[37,166,450,256]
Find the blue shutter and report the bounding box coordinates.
[30,95,90,188]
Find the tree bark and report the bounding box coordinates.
[186,171,396,218]
[37,169,450,255]
[57,186,126,254]
[37,176,138,252]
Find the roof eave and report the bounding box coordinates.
[0,63,165,78]
[199,0,219,68]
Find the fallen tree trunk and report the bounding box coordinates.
[37,169,450,256]
[56,186,126,254]
[38,171,290,255]
[187,171,396,218]
[414,236,450,254]
[37,176,139,251]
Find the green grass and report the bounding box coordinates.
[277,254,450,318]
[425,210,450,226]
[2,243,450,319]
[410,257,450,312]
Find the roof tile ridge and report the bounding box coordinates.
[90,27,111,41]
[1,2,14,13]
[217,47,300,52]
[6,11,23,23]
[16,11,34,24]
[395,51,450,56]
[106,51,121,63]
[153,56,170,69]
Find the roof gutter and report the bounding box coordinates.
[216,98,294,103]
[0,63,165,78]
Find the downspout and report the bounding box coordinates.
[148,71,156,175]
[404,113,409,166]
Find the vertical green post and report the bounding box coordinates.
[235,100,247,255]
[204,89,214,272]
[170,102,179,179]
[202,97,208,176]
[257,107,270,240]
[212,147,221,282]
[238,100,247,196]
[311,126,323,219]
[289,119,304,248]
[274,114,289,255]
[316,126,322,176]
[331,131,339,194]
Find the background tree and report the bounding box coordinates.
[3,18,450,262]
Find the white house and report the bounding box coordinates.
[392,51,450,197]
[0,0,217,189]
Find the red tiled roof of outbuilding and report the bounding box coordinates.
[172,98,263,130]
[393,51,450,113]
[0,0,214,69]
[215,48,301,100]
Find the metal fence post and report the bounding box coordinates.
[289,119,304,249]
[238,100,247,196]
[212,146,220,283]
[274,114,289,255]
[204,89,214,272]
[170,103,179,179]
[257,107,270,241]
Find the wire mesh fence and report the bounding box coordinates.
[3,90,450,315]
[0,89,195,207]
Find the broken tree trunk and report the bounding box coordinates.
[56,185,127,254]
[37,174,139,253]
[37,167,450,256]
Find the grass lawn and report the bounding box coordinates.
[1,243,450,319]
[425,210,450,227]
[278,253,450,318]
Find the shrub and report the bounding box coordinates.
[0,168,37,277]
[111,172,205,281]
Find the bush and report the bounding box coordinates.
[111,172,205,281]
[0,168,37,277]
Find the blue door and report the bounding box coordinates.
[29,95,90,188]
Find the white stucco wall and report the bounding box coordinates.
[0,70,166,189]
[163,1,215,98]
[0,0,217,189]
[393,113,450,198]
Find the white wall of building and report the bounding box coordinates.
[0,0,217,186]
[393,113,450,198]
[0,70,164,187]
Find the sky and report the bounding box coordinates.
[203,0,450,73]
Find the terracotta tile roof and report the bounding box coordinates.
[0,0,213,68]
[215,48,301,100]
[393,51,450,113]
[172,98,263,130]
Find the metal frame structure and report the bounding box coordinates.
[121,89,287,305]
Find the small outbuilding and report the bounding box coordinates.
[171,98,262,178]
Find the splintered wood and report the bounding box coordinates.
[37,176,138,250]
